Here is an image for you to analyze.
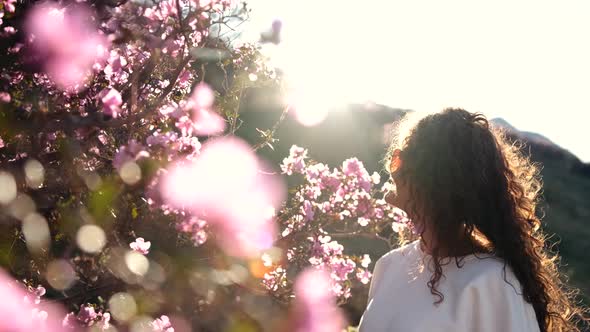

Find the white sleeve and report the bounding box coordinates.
[458,267,541,332]
[367,255,389,303]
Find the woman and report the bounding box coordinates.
[359,109,587,331]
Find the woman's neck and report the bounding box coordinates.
[419,225,485,257]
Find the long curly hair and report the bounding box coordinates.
[386,108,588,331]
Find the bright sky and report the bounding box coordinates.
[244,0,590,161]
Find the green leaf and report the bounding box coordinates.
[131,205,138,219]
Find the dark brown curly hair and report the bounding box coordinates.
[386,108,588,331]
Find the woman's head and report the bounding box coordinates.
[386,108,587,331]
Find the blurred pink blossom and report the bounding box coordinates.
[99,88,122,118]
[190,83,214,109]
[62,312,77,329]
[161,137,285,257]
[3,0,16,12]
[130,237,151,255]
[293,268,346,332]
[191,108,226,136]
[0,92,10,103]
[0,268,66,332]
[113,140,150,171]
[2,26,16,36]
[25,3,108,91]
[184,83,225,136]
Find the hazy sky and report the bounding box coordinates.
[244,0,590,161]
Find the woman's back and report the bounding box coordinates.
[359,240,540,331]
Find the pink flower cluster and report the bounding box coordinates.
[147,129,202,161]
[281,146,389,236]
[308,236,359,299]
[150,315,174,332]
[62,304,111,330]
[262,267,287,292]
[176,216,208,246]
[174,83,226,137]
[280,145,308,175]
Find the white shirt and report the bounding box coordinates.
[359,241,540,332]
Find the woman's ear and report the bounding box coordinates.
[390,149,402,174]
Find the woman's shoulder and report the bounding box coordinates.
[375,240,421,268]
[447,253,524,297]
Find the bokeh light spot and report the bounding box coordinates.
[9,194,36,220]
[76,224,107,254]
[0,171,17,204]
[125,251,150,276]
[46,259,77,290]
[108,292,137,322]
[22,213,50,253]
[119,161,142,185]
[24,159,45,188]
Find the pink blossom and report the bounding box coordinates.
[99,312,111,330]
[77,304,98,325]
[356,269,372,285]
[177,216,208,246]
[360,254,371,268]
[3,0,16,12]
[161,137,285,257]
[262,267,286,292]
[24,285,46,305]
[99,88,122,118]
[177,69,192,88]
[293,269,346,332]
[0,92,10,103]
[25,3,109,91]
[0,268,65,332]
[301,200,315,221]
[62,312,77,329]
[103,51,127,83]
[184,83,226,136]
[191,108,226,136]
[112,140,150,171]
[151,315,174,332]
[281,145,308,175]
[175,116,194,137]
[189,83,214,109]
[357,217,370,226]
[2,26,16,36]
[130,237,151,255]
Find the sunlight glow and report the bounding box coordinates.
[247,0,590,161]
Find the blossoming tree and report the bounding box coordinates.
[0,0,410,330]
